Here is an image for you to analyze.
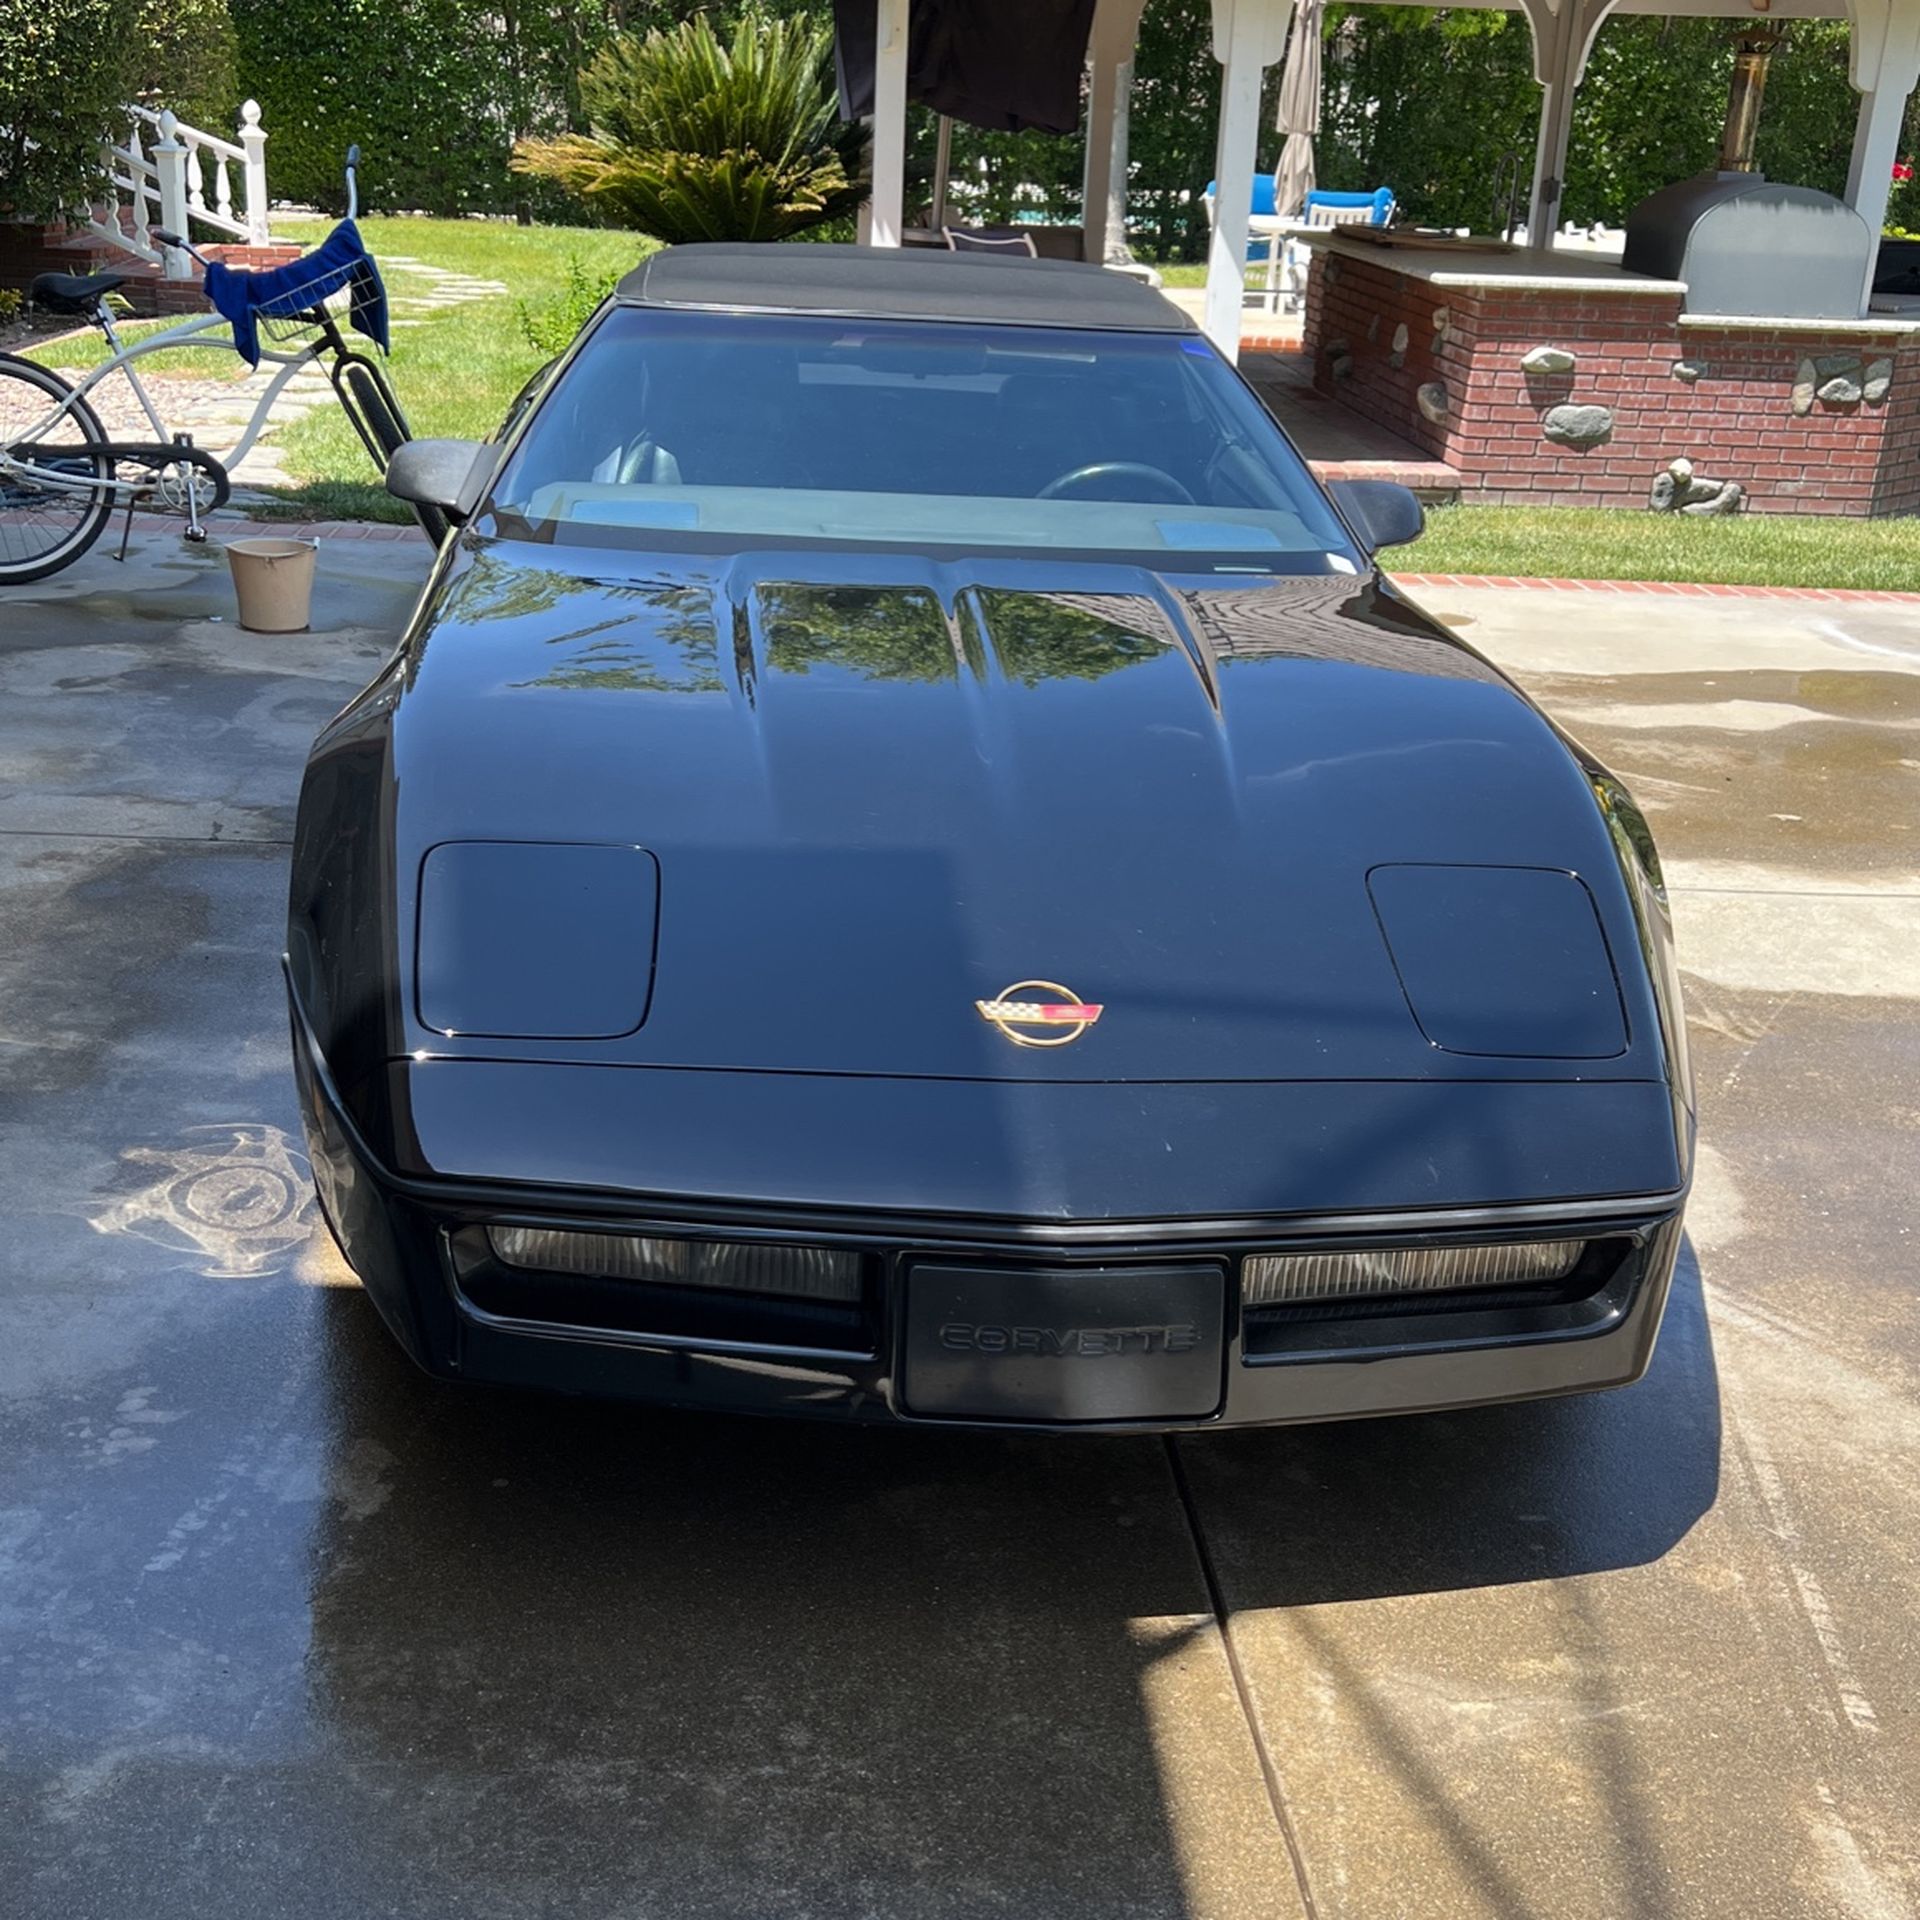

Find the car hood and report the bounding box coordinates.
[381,538,1664,1085]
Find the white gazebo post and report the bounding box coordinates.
[1203,0,1294,357]
[1519,0,1616,246]
[1083,0,1150,264]
[1844,0,1920,307]
[870,0,912,244]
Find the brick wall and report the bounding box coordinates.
[1,222,301,316]
[1302,247,1920,517]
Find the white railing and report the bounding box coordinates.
[82,100,271,280]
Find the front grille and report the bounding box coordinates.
[447,1225,878,1354]
[1240,1235,1638,1359]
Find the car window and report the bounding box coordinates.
[485,308,1362,569]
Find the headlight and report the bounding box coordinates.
[1242,1239,1584,1307]
[487,1227,862,1302]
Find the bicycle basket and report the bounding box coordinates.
[254,261,363,342]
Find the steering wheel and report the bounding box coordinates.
[1037,461,1196,505]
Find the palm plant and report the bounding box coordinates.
[511,10,868,245]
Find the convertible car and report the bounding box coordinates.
[287,243,1692,1430]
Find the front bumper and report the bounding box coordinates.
[294,1003,1687,1434]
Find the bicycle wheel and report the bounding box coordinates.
[0,354,114,584]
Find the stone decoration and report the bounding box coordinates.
[1790,357,1818,416]
[1416,381,1449,424]
[1520,345,1576,375]
[1864,357,1894,403]
[1818,373,1863,406]
[1391,323,1410,354]
[1671,359,1706,384]
[1649,456,1743,516]
[1367,313,1381,343]
[1542,403,1614,447]
[1431,307,1450,335]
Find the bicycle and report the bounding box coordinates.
[0,147,439,586]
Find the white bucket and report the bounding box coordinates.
[225,537,319,633]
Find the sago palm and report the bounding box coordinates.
[512,10,868,245]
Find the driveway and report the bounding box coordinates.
[2,536,1915,1919]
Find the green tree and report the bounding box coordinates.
[0,0,137,216]
[129,0,240,132]
[512,10,866,243]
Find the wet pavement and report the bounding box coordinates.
[2,535,1917,1918]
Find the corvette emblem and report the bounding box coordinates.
[975,980,1104,1049]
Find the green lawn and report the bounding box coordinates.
[22,314,245,382]
[1394,504,1920,593]
[259,215,651,522]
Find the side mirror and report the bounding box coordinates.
[385,438,497,525]
[1330,479,1425,556]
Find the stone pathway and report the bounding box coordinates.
[39,254,509,490]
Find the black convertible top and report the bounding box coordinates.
[615,243,1194,333]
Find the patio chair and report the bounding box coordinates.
[942,226,1039,256]
[1203,179,1396,311]
[1275,188,1397,309]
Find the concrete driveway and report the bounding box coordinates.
[2,535,1915,1919]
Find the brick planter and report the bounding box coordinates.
[1303,240,1920,517]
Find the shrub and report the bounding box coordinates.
[518,255,623,356]
[0,0,138,217]
[512,10,866,244]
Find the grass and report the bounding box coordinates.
[261,215,651,522]
[21,313,246,382]
[1394,504,1920,593]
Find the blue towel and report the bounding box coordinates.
[205,220,390,367]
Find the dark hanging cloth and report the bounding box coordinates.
[834,0,1097,137]
[204,219,390,368]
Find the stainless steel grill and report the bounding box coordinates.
[1621,172,1872,320]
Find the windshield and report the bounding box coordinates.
[484,307,1361,570]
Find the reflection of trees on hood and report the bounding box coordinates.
[440,550,592,627]
[761,586,958,684]
[976,592,1171,689]
[520,584,721,694]
[759,585,1176,690]
[423,554,724,694]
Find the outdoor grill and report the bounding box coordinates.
[1621,171,1873,319]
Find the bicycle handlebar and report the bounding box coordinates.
[346,146,360,221]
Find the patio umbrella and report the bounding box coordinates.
[1272,0,1324,219]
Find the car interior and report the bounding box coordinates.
[496,309,1340,543]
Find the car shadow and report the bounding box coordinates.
[302,1287,1242,1916]
[1172,1237,1720,1603]
[296,1237,1717,1913]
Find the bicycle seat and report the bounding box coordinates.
[29,271,128,315]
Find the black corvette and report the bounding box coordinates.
[287,243,1692,1430]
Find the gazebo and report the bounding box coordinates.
[863,0,1919,351]
[855,0,1920,514]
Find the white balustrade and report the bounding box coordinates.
[85,100,274,275]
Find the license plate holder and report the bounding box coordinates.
[901,1263,1226,1423]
